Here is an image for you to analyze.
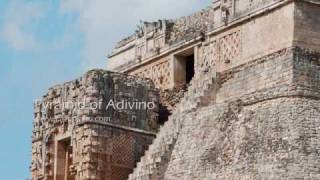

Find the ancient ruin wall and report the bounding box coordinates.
[211,45,320,106]
[31,70,159,180]
[164,97,320,180]
[129,56,173,90]
[203,2,294,73]
[293,1,320,51]
[128,46,320,180]
[216,48,294,103]
[107,0,293,75]
[31,1,320,180]
[114,1,295,92]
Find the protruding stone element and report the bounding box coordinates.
[31,0,320,179]
[31,69,160,180]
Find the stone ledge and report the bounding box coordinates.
[76,120,157,137]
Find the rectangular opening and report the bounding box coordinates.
[55,138,74,180]
[185,55,195,84]
[174,48,195,87]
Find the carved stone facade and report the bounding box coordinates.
[32,0,320,179]
[31,70,159,180]
[130,57,173,90]
[107,0,298,91]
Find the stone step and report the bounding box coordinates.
[128,70,218,180]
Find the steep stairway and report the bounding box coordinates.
[174,71,219,113]
[128,70,219,180]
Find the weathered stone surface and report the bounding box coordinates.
[31,70,159,180]
[160,85,186,111]
[164,97,320,180]
[32,0,320,180]
[128,46,320,180]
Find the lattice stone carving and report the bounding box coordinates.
[112,134,134,166]
[219,30,242,64]
[112,166,132,180]
[32,70,157,180]
[131,59,172,90]
[152,61,171,88]
[135,68,152,80]
[197,30,242,74]
[197,40,219,74]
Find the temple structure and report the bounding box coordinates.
[31,71,159,180]
[32,0,320,179]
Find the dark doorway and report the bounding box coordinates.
[185,55,195,84]
[174,48,195,87]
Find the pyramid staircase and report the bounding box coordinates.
[128,70,220,180]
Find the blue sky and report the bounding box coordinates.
[0,0,211,179]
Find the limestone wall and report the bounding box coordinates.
[234,0,277,17]
[129,56,174,90]
[164,97,320,180]
[293,47,320,97]
[110,1,296,93]
[216,48,294,103]
[31,1,320,179]
[168,7,214,45]
[107,0,294,74]
[201,2,295,73]
[215,47,320,104]
[128,46,320,180]
[31,70,159,180]
[107,20,170,71]
[72,123,154,180]
[106,46,136,72]
[293,1,320,51]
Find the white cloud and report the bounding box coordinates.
[59,0,212,70]
[1,1,46,51]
